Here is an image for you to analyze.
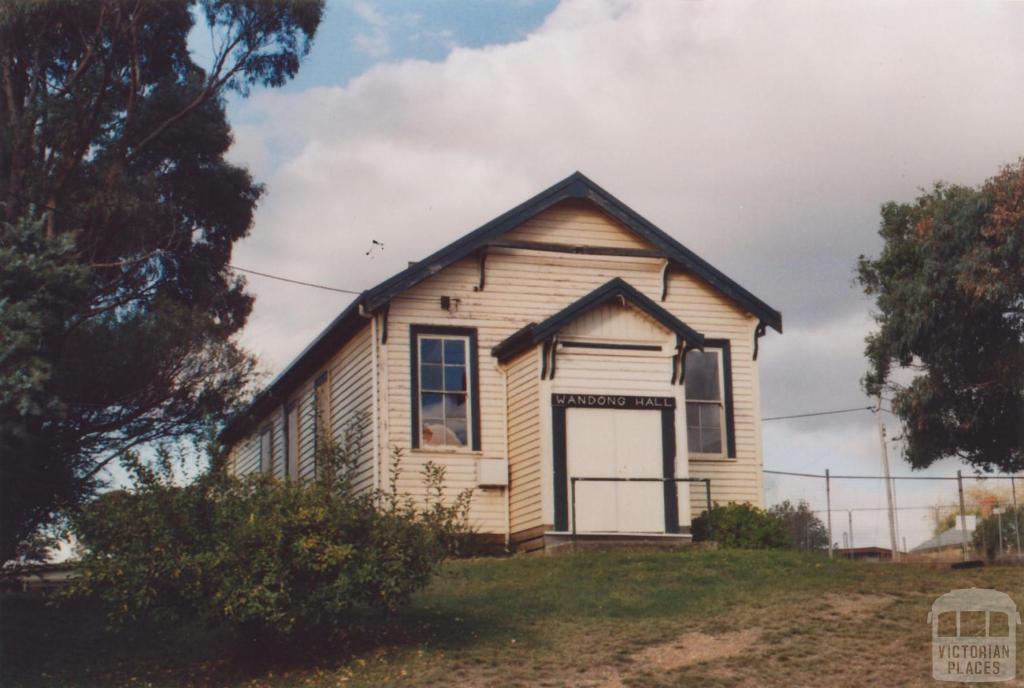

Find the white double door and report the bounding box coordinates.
[566,407,667,533]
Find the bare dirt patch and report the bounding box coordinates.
[632,629,760,671]
[565,629,760,687]
[821,593,897,618]
[564,667,626,688]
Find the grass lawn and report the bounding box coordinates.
[2,549,1022,687]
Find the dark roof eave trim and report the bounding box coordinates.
[219,296,371,445]
[222,171,783,447]
[491,277,705,362]
[363,171,781,333]
[577,182,783,334]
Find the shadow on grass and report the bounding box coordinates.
[9,550,1008,687]
[0,589,518,688]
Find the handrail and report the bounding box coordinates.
[569,476,712,542]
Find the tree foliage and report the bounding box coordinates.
[972,506,1023,561]
[931,482,1015,535]
[0,1,323,563]
[857,159,1024,473]
[769,499,830,551]
[69,432,474,642]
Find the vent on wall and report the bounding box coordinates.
[477,458,508,487]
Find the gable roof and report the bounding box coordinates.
[363,171,782,332]
[492,277,704,362]
[221,171,782,445]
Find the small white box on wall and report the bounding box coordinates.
[477,458,508,487]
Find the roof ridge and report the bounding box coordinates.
[363,171,781,332]
[221,172,782,444]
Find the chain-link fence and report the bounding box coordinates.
[762,469,1024,563]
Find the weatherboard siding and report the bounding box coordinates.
[228,322,376,494]
[327,325,376,495]
[507,349,543,539]
[229,432,261,477]
[503,200,651,250]
[384,203,764,533]
[559,298,672,343]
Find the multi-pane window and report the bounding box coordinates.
[685,349,725,455]
[313,371,329,455]
[418,335,470,447]
[285,402,299,480]
[259,426,273,475]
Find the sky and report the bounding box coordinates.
[216,0,1024,550]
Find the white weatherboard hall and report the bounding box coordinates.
[222,173,782,552]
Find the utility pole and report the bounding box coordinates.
[957,470,969,562]
[848,510,854,553]
[891,475,902,559]
[1011,475,1022,560]
[876,395,900,562]
[825,469,833,559]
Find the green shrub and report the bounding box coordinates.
[972,506,1022,561]
[769,499,830,551]
[68,425,472,641]
[692,502,789,549]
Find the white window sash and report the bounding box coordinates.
[686,348,727,456]
[417,334,473,448]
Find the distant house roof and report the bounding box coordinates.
[220,172,782,445]
[492,277,705,362]
[911,519,977,552]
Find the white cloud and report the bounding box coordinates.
[228,0,1024,501]
[352,1,392,57]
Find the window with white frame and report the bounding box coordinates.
[685,349,725,455]
[417,334,471,448]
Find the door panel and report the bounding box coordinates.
[566,408,664,533]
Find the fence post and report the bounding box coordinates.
[1011,475,1022,560]
[997,511,1003,558]
[571,477,577,543]
[957,470,969,561]
[825,469,833,559]
[704,479,713,541]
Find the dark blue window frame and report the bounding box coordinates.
[409,325,481,451]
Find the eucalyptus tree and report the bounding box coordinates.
[858,159,1024,474]
[0,0,324,563]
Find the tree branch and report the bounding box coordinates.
[125,19,256,161]
[56,1,109,97]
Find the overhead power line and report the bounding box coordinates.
[761,406,875,422]
[226,268,904,427]
[228,265,363,295]
[227,265,438,304]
